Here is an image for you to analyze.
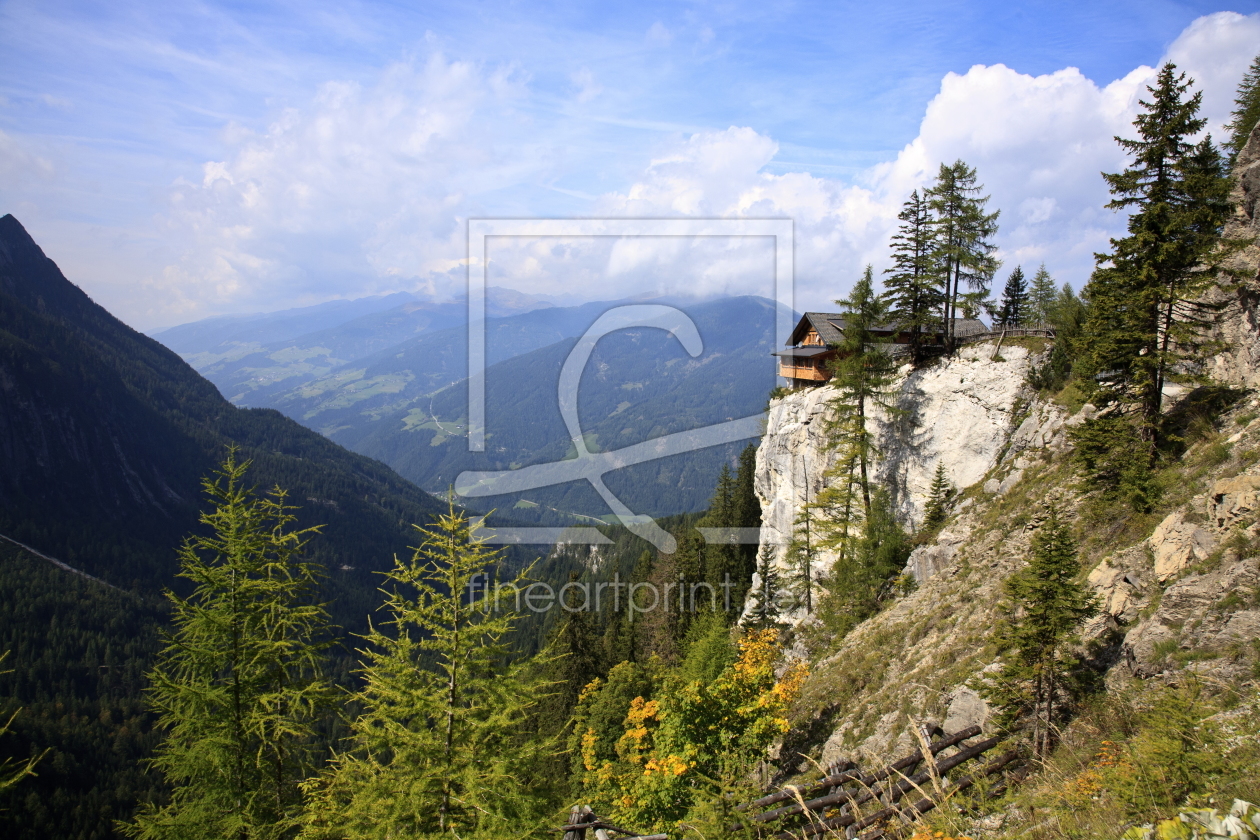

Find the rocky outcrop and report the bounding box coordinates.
[755,343,1049,590]
[1204,121,1260,389]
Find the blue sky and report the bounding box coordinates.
[2,1,1259,328]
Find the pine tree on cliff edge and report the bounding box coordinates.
[1077,63,1233,457]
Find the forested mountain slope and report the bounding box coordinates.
[345,295,781,521]
[0,213,447,593]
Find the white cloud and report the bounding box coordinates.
[587,11,1260,310]
[130,11,1260,326]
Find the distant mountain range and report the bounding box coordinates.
[158,290,788,523]
[0,213,449,606]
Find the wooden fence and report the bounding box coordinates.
[557,727,1022,840]
[735,726,1021,839]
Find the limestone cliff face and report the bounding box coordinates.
[754,342,1055,585]
[1205,121,1260,388]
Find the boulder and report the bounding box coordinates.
[1147,510,1216,582]
[942,686,989,735]
[1209,474,1260,529]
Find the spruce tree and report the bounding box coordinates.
[997,266,1029,327]
[542,572,603,733]
[1028,264,1057,326]
[884,189,945,365]
[1225,52,1260,166]
[1077,64,1233,454]
[923,462,951,529]
[302,504,551,839]
[742,544,783,630]
[126,452,335,840]
[926,160,1001,348]
[984,507,1097,759]
[699,463,744,616]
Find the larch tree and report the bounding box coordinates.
[126,452,335,840]
[884,188,945,365]
[812,267,901,575]
[1077,63,1234,458]
[302,504,551,840]
[926,160,1001,348]
[1028,264,1057,326]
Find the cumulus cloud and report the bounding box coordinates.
[142,11,1260,325]
[588,11,1259,310]
[154,53,546,316]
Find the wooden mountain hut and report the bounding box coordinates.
[773,312,988,387]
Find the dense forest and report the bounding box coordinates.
[2,55,1260,840]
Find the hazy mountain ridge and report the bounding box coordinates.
[152,287,562,406]
[0,213,448,593]
[348,295,781,521]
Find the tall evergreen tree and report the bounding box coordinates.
[984,507,1097,759]
[302,504,551,839]
[699,464,744,616]
[996,266,1029,327]
[1077,64,1234,453]
[741,544,784,630]
[1028,264,1057,326]
[926,160,1001,348]
[813,267,902,570]
[922,462,952,529]
[1225,52,1260,166]
[884,188,945,365]
[126,452,335,840]
[542,572,603,733]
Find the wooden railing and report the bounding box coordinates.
[779,364,831,381]
[734,726,1022,839]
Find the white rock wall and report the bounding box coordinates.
[754,342,1043,584]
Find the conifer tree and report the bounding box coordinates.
[784,456,818,614]
[923,462,952,529]
[699,463,744,615]
[816,488,909,640]
[742,544,784,630]
[813,267,904,599]
[884,189,945,364]
[0,651,43,794]
[1225,52,1260,166]
[302,504,551,839]
[1028,264,1057,326]
[542,572,603,733]
[824,266,900,518]
[984,507,1097,759]
[1077,64,1233,455]
[926,160,1001,348]
[126,452,335,840]
[996,265,1029,327]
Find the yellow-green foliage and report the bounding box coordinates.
[573,628,806,834]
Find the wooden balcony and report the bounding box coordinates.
[778,363,831,382]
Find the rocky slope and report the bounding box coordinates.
[755,341,1059,584]
[766,373,1260,780]
[757,126,1260,784]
